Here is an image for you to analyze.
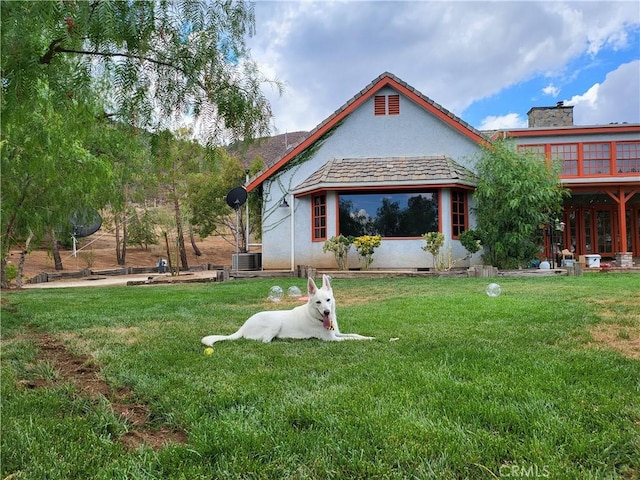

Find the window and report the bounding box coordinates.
[583,143,611,175]
[312,194,327,241]
[338,191,438,237]
[451,190,467,238]
[617,142,640,173]
[374,94,400,116]
[550,144,578,176]
[519,144,546,157]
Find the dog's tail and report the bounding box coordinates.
[201,329,243,346]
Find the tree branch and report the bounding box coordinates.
[53,46,177,70]
[39,38,66,64]
[51,45,248,100]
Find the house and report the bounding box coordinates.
[246,73,640,270]
[496,106,640,266]
[246,72,488,270]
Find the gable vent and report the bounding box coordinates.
[388,94,400,115]
[374,94,400,116]
[374,95,386,116]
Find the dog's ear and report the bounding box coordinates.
[322,274,332,291]
[307,277,318,295]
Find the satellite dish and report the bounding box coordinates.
[225,187,247,211]
[69,208,102,238]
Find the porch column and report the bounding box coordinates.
[605,187,638,253]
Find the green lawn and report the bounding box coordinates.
[2,275,639,479]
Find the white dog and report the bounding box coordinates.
[201,275,374,345]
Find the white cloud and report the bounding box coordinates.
[566,83,600,110]
[248,1,640,133]
[567,60,640,125]
[478,113,528,131]
[542,84,560,98]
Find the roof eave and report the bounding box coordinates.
[292,179,478,196]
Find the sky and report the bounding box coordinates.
[245,0,640,134]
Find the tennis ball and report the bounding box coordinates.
[204,347,214,356]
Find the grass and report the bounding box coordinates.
[1,275,639,479]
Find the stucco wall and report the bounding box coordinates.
[260,87,484,270]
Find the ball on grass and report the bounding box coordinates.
[204,347,214,356]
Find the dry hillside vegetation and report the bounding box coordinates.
[9,232,237,278]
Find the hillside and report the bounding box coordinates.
[228,131,309,167]
[9,233,237,279]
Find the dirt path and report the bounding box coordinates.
[15,333,187,450]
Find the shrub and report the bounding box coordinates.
[323,235,353,270]
[353,235,381,270]
[459,229,482,255]
[421,232,445,269]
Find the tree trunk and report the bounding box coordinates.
[115,211,128,266]
[0,259,7,289]
[189,225,202,256]
[115,213,123,265]
[173,189,188,271]
[16,232,33,289]
[122,210,128,265]
[51,230,63,270]
[164,231,175,275]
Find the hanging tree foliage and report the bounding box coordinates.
[1,1,277,287]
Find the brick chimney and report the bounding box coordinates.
[527,102,574,127]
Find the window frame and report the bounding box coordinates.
[582,142,611,175]
[451,189,468,239]
[520,140,636,178]
[550,143,578,176]
[337,189,440,238]
[616,141,640,173]
[311,194,327,242]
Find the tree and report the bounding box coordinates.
[151,129,211,271]
[0,87,111,285]
[1,1,276,287]
[188,150,263,252]
[473,140,569,269]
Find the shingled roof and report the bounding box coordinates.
[246,72,487,192]
[293,156,478,194]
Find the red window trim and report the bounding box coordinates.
[312,194,327,242]
[520,140,635,178]
[615,141,640,174]
[451,189,468,239]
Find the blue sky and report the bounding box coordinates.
[246,1,640,133]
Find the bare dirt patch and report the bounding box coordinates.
[588,324,640,360]
[8,232,236,279]
[17,333,187,450]
[588,294,640,360]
